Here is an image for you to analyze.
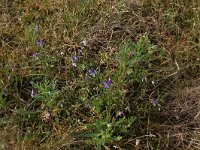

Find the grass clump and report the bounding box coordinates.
[1,0,200,149]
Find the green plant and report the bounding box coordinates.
[74,115,136,149]
[117,35,158,83]
[32,79,60,109]
[1,0,200,149]
[64,0,95,37]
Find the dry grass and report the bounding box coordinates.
[0,123,76,150]
[150,79,200,149]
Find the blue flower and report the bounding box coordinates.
[78,48,83,54]
[71,55,79,67]
[117,111,124,117]
[88,69,97,77]
[103,78,112,89]
[71,55,78,62]
[85,103,91,109]
[33,52,39,60]
[151,99,160,107]
[36,39,43,47]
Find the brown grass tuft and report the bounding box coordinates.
[153,79,200,149]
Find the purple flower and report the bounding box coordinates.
[151,99,160,107]
[85,103,91,109]
[88,69,97,77]
[71,55,79,67]
[103,78,112,89]
[31,89,35,97]
[71,55,78,62]
[78,48,83,54]
[117,111,124,117]
[36,39,43,47]
[33,52,39,60]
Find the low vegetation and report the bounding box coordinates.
[1,0,200,149]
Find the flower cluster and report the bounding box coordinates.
[71,55,79,67]
[36,39,43,48]
[103,78,113,89]
[88,69,97,77]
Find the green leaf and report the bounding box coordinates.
[126,68,133,75]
